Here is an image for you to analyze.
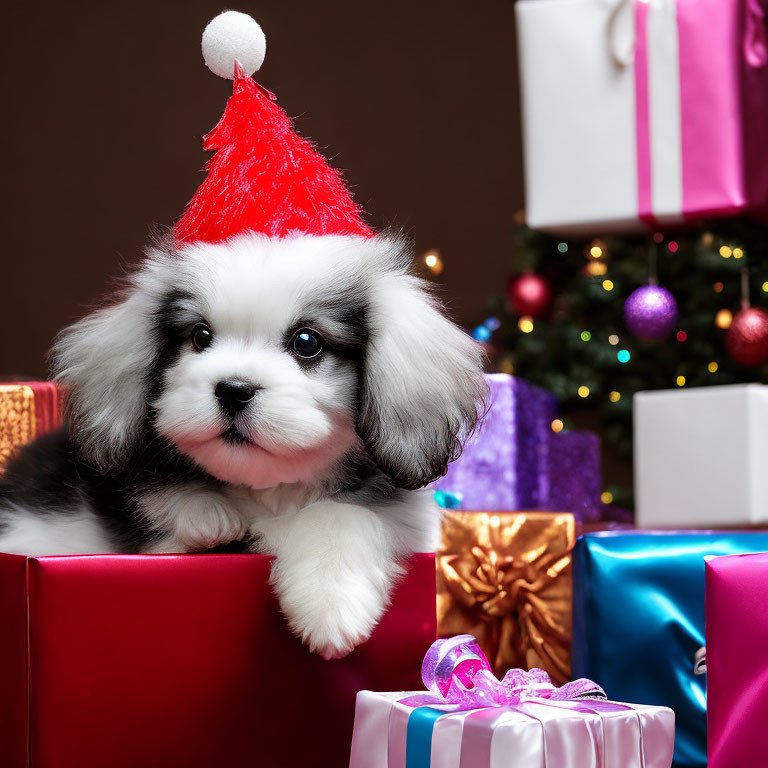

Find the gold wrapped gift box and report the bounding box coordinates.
[437,510,575,686]
[0,382,62,472]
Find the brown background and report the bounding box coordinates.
[1,0,523,378]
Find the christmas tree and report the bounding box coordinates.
[478,219,768,507]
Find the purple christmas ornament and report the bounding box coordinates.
[623,285,678,340]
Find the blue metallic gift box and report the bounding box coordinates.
[572,531,768,768]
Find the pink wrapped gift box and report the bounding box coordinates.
[516,0,768,234]
[706,552,768,767]
[349,636,675,768]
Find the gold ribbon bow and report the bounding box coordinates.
[437,511,575,686]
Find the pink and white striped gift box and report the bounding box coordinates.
[516,0,768,234]
[349,690,674,768]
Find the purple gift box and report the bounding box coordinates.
[547,430,603,522]
[433,374,608,520]
[433,374,556,510]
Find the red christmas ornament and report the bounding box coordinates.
[725,307,768,366]
[505,273,552,317]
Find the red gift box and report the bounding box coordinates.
[0,552,436,768]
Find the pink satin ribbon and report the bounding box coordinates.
[399,634,606,710]
[633,0,654,224]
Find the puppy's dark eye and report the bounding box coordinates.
[191,323,213,352]
[291,328,324,359]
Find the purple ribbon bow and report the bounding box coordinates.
[401,635,606,710]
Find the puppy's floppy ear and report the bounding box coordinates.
[357,240,487,490]
[50,253,168,468]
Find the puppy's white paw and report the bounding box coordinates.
[278,572,389,660]
[258,499,405,660]
[302,596,379,660]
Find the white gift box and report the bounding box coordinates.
[634,385,768,527]
[515,0,768,234]
[349,690,674,768]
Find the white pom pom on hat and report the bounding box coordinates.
[202,11,266,80]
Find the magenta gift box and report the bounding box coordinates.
[706,552,768,767]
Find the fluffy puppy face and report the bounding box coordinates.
[52,234,486,490]
[151,236,367,488]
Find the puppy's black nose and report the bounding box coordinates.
[214,380,257,416]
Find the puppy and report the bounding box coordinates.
[0,232,486,658]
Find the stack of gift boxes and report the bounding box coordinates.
[350,373,679,766]
[3,377,767,766]
[431,373,627,689]
[620,385,768,768]
[430,378,768,768]
[348,0,768,757]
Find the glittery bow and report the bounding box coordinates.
[437,511,574,685]
[401,635,605,710]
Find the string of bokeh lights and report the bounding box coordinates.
[418,232,768,411]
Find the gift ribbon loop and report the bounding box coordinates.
[607,0,637,67]
[694,646,707,675]
[402,635,605,710]
[745,0,768,68]
[607,0,768,69]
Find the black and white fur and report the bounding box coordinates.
[0,233,486,658]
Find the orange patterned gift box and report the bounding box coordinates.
[0,382,63,472]
[436,510,575,686]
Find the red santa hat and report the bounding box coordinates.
[174,11,372,245]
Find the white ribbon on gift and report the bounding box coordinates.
[607,0,637,67]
